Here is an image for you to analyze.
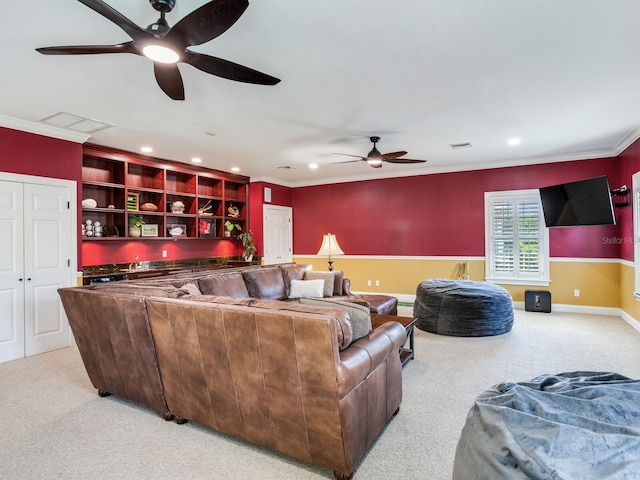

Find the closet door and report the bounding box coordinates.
[23,183,71,356]
[0,181,25,363]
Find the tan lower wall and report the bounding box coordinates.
[294,256,621,309]
[620,263,640,327]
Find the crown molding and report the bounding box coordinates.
[0,114,91,144]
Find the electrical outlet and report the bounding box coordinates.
[375,280,380,287]
[367,280,371,286]
[162,250,167,258]
[574,289,580,297]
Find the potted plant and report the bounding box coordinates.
[224,220,241,238]
[128,215,145,237]
[237,229,257,261]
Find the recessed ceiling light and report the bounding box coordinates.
[141,146,153,153]
[508,138,521,146]
[309,163,318,170]
[191,157,202,163]
[231,167,240,172]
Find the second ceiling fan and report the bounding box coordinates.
[332,136,427,169]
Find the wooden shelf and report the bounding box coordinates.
[81,145,249,241]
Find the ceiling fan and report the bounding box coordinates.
[332,136,427,169]
[36,0,280,100]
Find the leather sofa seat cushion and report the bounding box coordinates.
[304,271,335,297]
[90,282,183,298]
[198,272,250,298]
[243,267,287,300]
[299,297,372,342]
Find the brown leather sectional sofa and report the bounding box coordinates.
[58,264,405,479]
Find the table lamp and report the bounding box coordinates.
[317,233,344,271]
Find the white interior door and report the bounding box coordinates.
[23,183,71,356]
[262,205,292,265]
[0,181,25,363]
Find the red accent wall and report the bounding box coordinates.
[82,239,238,265]
[0,127,82,181]
[615,138,640,261]
[292,157,621,258]
[0,126,83,265]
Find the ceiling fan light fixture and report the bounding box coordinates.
[143,44,179,64]
[366,158,383,166]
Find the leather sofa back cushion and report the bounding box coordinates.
[279,263,312,296]
[180,294,256,306]
[299,297,372,342]
[198,273,250,298]
[242,267,287,300]
[90,283,184,298]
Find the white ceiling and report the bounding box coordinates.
[3,0,640,186]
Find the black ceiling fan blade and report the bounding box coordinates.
[78,0,147,42]
[385,158,427,164]
[36,42,136,56]
[332,153,365,159]
[154,63,185,100]
[183,51,280,85]
[381,150,408,159]
[330,159,365,164]
[166,0,249,47]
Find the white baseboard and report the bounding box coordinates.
[356,290,640,334]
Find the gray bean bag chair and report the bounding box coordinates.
[453,371,640,479]
[413,279,514,336]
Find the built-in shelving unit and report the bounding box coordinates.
[81,145,249,241]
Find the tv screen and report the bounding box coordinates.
[539,176,615,227]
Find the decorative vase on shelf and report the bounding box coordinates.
[244,255,253,262]
[129,226,141,237]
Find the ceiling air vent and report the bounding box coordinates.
[277,165,296,170]
[449,142,472,150]
[39,111,113,134]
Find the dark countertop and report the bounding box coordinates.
[82,257,261,282]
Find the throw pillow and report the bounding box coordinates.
[279,263,312,296]
[289,279,325,299]
[298,297,372,342]
[179,282,202,296]
[304,271,335,297]
[333,270,344,295]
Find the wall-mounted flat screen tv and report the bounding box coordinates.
[539,175,615,227]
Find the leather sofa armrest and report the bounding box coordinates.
[335,321,405,397]
[342,278,352,295]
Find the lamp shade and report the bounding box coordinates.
[317,233,344,256]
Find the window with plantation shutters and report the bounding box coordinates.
[485,190,549,285]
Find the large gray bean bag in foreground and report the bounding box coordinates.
[453,371,640,480]
[413,279,514,336]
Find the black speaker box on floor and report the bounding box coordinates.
[524,290,551,313]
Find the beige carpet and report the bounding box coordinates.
[2,309,640,479]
